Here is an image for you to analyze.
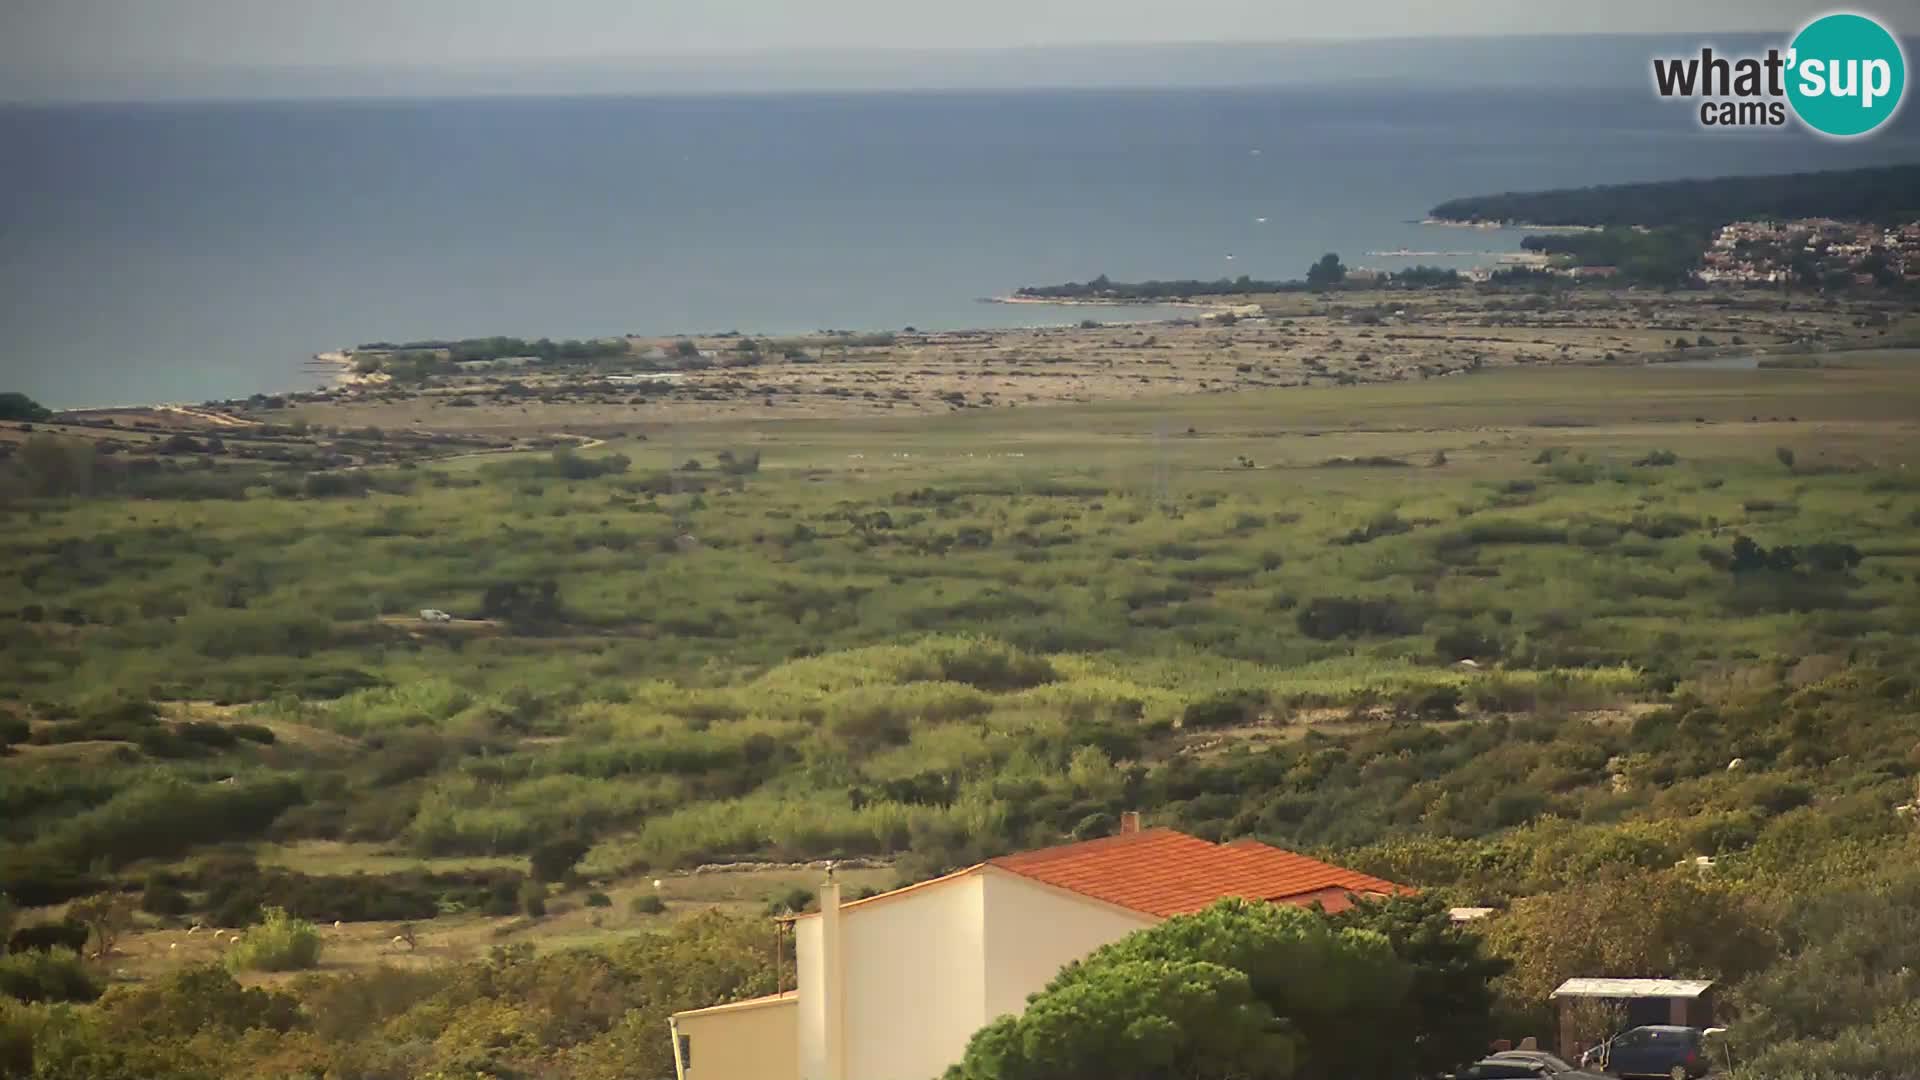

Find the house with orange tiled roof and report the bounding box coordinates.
[667,814,1410,1080]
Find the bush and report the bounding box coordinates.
[832,705,912,753]
[480,579,566,628]
[920,637,1057,691]
[585,891,612,908]
[763,887,811,917]
[1338,513,1412,546]
[630,894,668,916]
[0,948,100,1003]
[195,861,519,924]
[1183,690,1267,730]
[1296,597,1418,640]
[80,696,159,728]
[520,881,548,918]
[99,964,301,1037]
[178,609,333,659]
[5,921,88,954]
[529,838,590,884]
[175,721,238,750]
[212,894,265,928]
[224,907,323,972]
[302,471,376,498]
[1434,627,1503,663]
[1072,813,1117,841]
[139,881,191,917]
[1394,685,1462,722]
[28,777,305,875]
[0,850,105,907]
[483,878,520,917]
[1736,1008,1920,1080]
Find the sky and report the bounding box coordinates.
[0,0,1901,101]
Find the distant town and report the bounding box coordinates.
[1698,219,1920,287]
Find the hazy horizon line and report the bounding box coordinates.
[3,31,1849,106]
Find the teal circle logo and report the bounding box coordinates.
[1786,12,1907,137]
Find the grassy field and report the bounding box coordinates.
[9,359,1916,711]
[5,349,1920,1077]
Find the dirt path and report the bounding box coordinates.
[415,431,607,466]
[154,405,257,428]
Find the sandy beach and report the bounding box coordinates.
[306,349,389,390]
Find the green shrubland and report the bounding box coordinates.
[3,363,1920,1075]
[223,907,324,973]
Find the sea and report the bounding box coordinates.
[4,85,1919,409]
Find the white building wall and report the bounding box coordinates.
[796,917,828,1080]
[676,999,799,1080]
[793,869,1157,1080]
[979,870,1157,1022]
[841,872,987,1080]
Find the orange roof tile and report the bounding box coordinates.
[987,828,1409,918]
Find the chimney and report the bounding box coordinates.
[1119,811,1142,835]
[819,880,846,1080]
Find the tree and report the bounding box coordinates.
[1330,894,1510,1078]
[1731,863,1920,1048]
[558,911,786,1080]
[0,393,51,422]
[949,899,1412,1080]
[67,893,135,959]
[1485,869,1776,1006]
[1775,446,1795,470]
[948,959,1294,1080]
[100,963,300,1037]
[1307,253,1347,289]
[1560,996,1628,1055]
[529,838,590,884]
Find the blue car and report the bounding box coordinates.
[1579,1026,1710,1079]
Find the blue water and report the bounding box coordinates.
[4,87,1918,408]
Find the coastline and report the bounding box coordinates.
[1421,218,1603,232]
[985,295,1220,311]
[306,349,387,391]
[23,288,1915,433]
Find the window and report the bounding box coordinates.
[678,1034,692,1070]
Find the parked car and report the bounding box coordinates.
[1487,1051,1585,1075]
[1455,1059,1563,1080]
[1579,1025,1710,1079]
[1455,1051,1605,1080]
